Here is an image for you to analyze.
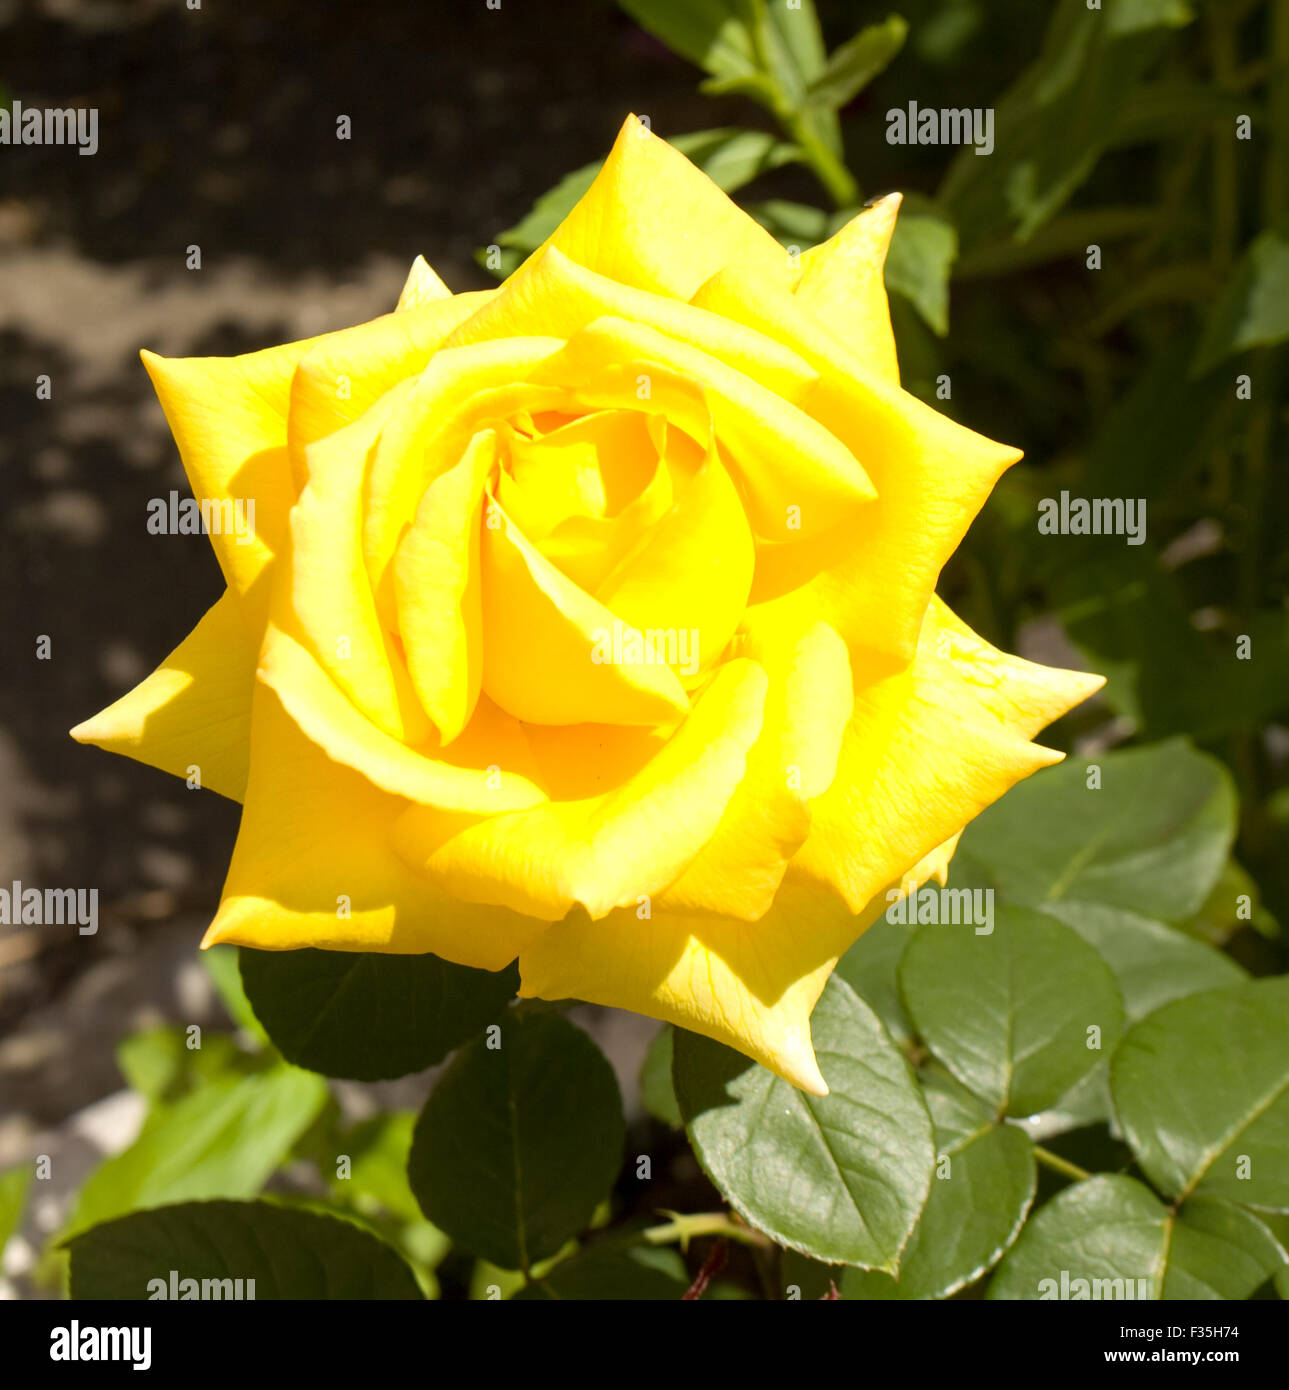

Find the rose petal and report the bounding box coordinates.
[793,193,902,386]
[545,114,792,300]
[516,876,850,1096]
[202,681,546,969]
[478,496,691,727]
[692,268,1019,664]
[258,621,545,814]
[393,429,496,742]
[447,243,816,400]
[497,410,679,593]
[70,589,255,801]
[793,598,1104,911]
[286,293,492,489]
[530,315,875,544]
[288,378,431,743]
[657,620,852,919]
[392,657,768,921]
[141,343,304,603]
[395,254,452,311]
[595,445,754,683]
[360,337,567,611]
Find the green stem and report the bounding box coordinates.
[1240,392,1272,616]
[1208,5,1240,275]
[1265,0,1289,226]
[642,1211,773,1252]
[745,9,858,211]
[784,112,859,209]
[1033,1146,1091,1184]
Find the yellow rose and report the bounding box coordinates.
[72,117,1101,1095]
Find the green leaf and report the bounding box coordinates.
[955,738,1236,923]
[899,904,1124,1116]
[328,1111,423,1226]
[202,944,268,1044]
[988,1175,1286,1300]
[1076,335,1232,501]
[884,198,958,335]
[747,198,851,246]
[669,128,803,192]
[834,914,916,1046]
[0,1165,31,1259]
[407,1013,624,1270]
[620,1,847,183]
[1110,978,1289,1210]
[1052,555,1289,745]
[516,1240,689,1300]
[639,1025,683,1129]
[758,0,827,89]
[941,0,1195,249]
[239,947,517,1081]
[826,1071,1036,1299]
[1043,901,1247,1022]
[615,0,760,87]
[1263,1216,1289,1299]
[754,0,826,105]
[116,1026,248,1103]
[673,975,934,1271]
[1192,230,1289,375]
[1179,859,1278,946]
[1111,80,1257,149]
[954,206,1158,280]
[805,15,908,110]
[752,0,846,177]
[491,161,599,265]
[66,1200,422,1300]
[1014,904,1245,1139]
[116,1026,196,1102]
[1106,0,1192,35]
[60,1064,328,1241]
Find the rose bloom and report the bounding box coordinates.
[74,117,1100,1094]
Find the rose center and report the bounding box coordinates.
[489,406,703,595]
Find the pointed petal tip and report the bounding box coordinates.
[1042,665,1108,718]
[793,1064,830,1098]
[396,254,452,312]
[200,909,249,951]
[68,709,123,749]
[831,190,906,259]
[138,347,179,397]
[772,1030,829,1096]
[864,190,903,227]
[200,897,251,950]
[610,113,648,148]
[198,919,226,950]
